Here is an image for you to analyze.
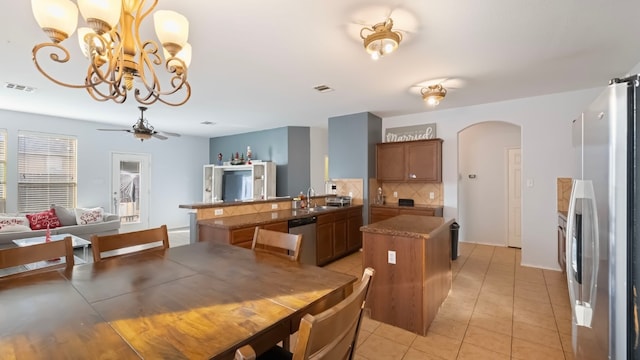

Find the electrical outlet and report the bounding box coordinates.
[393,191,398,198]
[429,192,435,200]
[214,209,223,216]
[348,191,353,198]
[271,213,278,219]
[271,203,278,209]
[388,250,396,264]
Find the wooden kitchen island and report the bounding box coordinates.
[361,215,454,335]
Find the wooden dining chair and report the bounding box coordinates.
[235,267,375,360]
[91,224,170,262]
[252,227,303,262]
[0,236,75,278]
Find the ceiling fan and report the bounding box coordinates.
[97,106,181,142]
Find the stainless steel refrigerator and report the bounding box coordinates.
[568,75,638,359]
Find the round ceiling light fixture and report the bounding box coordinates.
[421,84,447,106]
[360,18,402,60]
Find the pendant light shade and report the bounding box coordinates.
[31,0,79,42]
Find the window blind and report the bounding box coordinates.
[18,131,77,212]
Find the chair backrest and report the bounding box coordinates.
[234,267,375,360]
[293,267,375,360]
[251,227,302,262]
[91,225,169,262]
[0,236,74,278]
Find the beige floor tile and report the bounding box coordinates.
[511,337,566,360]
[468,311,513,336]
[543,269,567,286]
[357,329,372,347]
[513,296,555,317]
[353,354,369,360]
[556,316,572,336]
[514,285,551,304]
[426,316,468,340]
[374,323,418,347]
[512,320,562,349]
[356,333,408,360]
[565,350,575,360]
[473,300,513,320]
[548,287,570,305]
[480,283,514,297]
[457,342,510,360]
[513,307,557,330]
[401,348,447,360]
[410,332,461,360]
[552,302,572,322]
[559,332,573,353]
[360,315,381,333]
[462,324,511,356]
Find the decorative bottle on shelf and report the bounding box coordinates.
[45,223,51,242]
[247,146,252,164]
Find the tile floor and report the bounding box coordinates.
[324,242,574,360]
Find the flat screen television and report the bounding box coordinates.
[222,170,252,202]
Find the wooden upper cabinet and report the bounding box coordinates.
[376,139,442,182]
[376,142,405,181]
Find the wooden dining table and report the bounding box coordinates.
[0,241,356,359]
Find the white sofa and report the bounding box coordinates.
[0,211,121,249]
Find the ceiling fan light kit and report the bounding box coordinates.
[360,18,402,60]
[421,84,447,106]
[97,106,181,141]
[30,0,192,106]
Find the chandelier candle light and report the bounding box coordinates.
[360,18,402,60]
[30,0,192,106]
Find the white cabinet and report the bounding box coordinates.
[203,161,276,202]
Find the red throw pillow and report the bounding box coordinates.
[25,209,61,230]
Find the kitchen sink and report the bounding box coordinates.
[307,206,332,212]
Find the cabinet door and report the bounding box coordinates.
[347,211,363,251]
[400,208,435,217]
[376,143,405,181]
[333,218,347,255]
[370,207,399,223]
[262,221,288,233]
[406,140,442,182]
[316,214,334,265]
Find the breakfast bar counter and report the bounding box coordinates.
[360,214,454,335]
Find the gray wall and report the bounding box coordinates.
[0,110,209,229]
[209,126,310,197]
[328,112,382,223]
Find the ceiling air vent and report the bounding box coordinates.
[5,82,36,93]
[200,121,216,125]
[313,84,334,93]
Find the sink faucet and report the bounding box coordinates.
[307,187,316,208]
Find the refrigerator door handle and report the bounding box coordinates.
[566,180,600,327]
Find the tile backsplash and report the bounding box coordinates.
[557,177,572,212]
[332,178,364,205]
[369,179,443,206]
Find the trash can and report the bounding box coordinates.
[450,222,460,260]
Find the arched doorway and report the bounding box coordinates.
[457,121,521,247]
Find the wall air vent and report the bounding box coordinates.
[313,84,334,93]
[5,82,36,93]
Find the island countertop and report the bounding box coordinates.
[360,214,454,239]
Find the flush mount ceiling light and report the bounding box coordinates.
[421,84,447,106]
[30,0,191,106]
[360,18,402,60]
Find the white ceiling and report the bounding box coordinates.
[2,1,640,138]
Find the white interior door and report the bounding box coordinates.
[507,147,522,248]
[112,153,150,232]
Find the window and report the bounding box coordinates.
[0,129,6,212]
[18,131,77,212]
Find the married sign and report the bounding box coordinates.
[385,124,436,142]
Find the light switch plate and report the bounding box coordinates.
[214,209,223,216]
[429,192,435,200]
[393,191,398,198]
[271,203,278,209]
[388,250,396,264]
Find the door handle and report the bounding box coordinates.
[566,179,598,328]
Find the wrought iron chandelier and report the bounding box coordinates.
[30,0,192,106]
[360,18,402,60]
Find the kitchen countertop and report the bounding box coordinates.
[198,204,363,230]
[370,203,443,210]
[360,214,453,239]
[179,195,330,209]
